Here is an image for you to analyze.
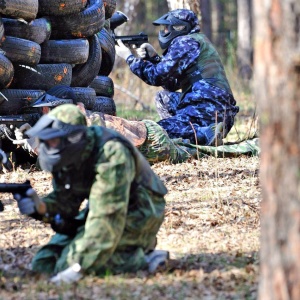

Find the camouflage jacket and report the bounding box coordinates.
[127,33,238,114]
[42,126,167,272]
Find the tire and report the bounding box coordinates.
[38,0,87,16]
[1,36,41,65]
[11,63,72,90]
[71,34,102,87]
[0,0,38,21]
[103,0,116,19]
[0,54,14,89]
[0,18,4,42]
[49,0,105,39]
[92,96,116,115]
[41,39,89,64]
[89,76,114,97]
[2,17,52,44]
[72,87,96,110]
[97,28,115,76]
[0,89,45,114]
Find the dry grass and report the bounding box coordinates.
[0,68,261,299]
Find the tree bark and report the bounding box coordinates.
[213,0,226,51]
[254,1,300,299]
[200,0,212,40]
[237,0,252,79]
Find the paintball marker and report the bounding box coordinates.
[0,113,41,128]
[114,32,149,48]
[110,11,149,49]
[0,180,32,212]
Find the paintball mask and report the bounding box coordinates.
[26,104,88,172]
[153,9,199,50]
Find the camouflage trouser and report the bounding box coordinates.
[31,210,149,275]
[138,120,192,164]
[155,89,237,144]
[31,232,149,275]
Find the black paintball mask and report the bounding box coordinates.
[153,13,192,50]
[26,114,88,172]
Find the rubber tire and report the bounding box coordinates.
[97,28,115,76]
[2,17,52,44]
[0,54,14,89]
[49,0,105,39]
[1,36,41,65]
[38,0,87,17]
[72,87,96,110]
[11,63,72,90]
[103,0,116,19]
[92,96,116,115]
[40,39,89,64]
[89,75,114,97]
[0,0,38,21]
[71,34,102,87]
[0,18,4,42]
[0,89,45,114]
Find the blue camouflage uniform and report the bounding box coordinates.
[126,9,239,145]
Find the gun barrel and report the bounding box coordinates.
[115,33,148,46]
[0,181,32,195]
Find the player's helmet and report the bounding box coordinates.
[26,104,88,172]
[153,9,200,50]
[31,85,76,108]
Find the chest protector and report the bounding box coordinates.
[181,33,233,95]
[94,126,168,196]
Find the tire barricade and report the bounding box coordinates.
[0,0,117,147]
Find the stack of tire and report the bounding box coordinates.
[0,0,117,149]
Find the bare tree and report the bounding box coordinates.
[237,0,252,79]
[254,0,300,299]
[212,0,226,51]
[200,0,212,40]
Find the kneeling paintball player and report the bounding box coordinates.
[13,104,169,284]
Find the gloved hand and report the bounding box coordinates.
[136,43,157,59]
[50,263,83,285]
[115,39,132,60]
[14,188,43,215]
[13,123,38,154]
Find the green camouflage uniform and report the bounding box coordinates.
[31,108,167,276]
[86,111,259,164]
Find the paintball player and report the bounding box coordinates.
[14,85,193,164]
[115,9,239,146]
[13,104,169,284]
[13,85,75,154]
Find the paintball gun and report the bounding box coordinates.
[0,113,41,128]
[0,113,41,141]
[114,32,149,48]
[0,180,32,212]
[110,11,149,49]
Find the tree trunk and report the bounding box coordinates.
[254,1,300,299]
[200,0,212,40]
[237,0,252,80]
[213,0,226,52]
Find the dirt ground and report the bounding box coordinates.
[0,153,260,300]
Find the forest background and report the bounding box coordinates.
[2,0,298,299]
